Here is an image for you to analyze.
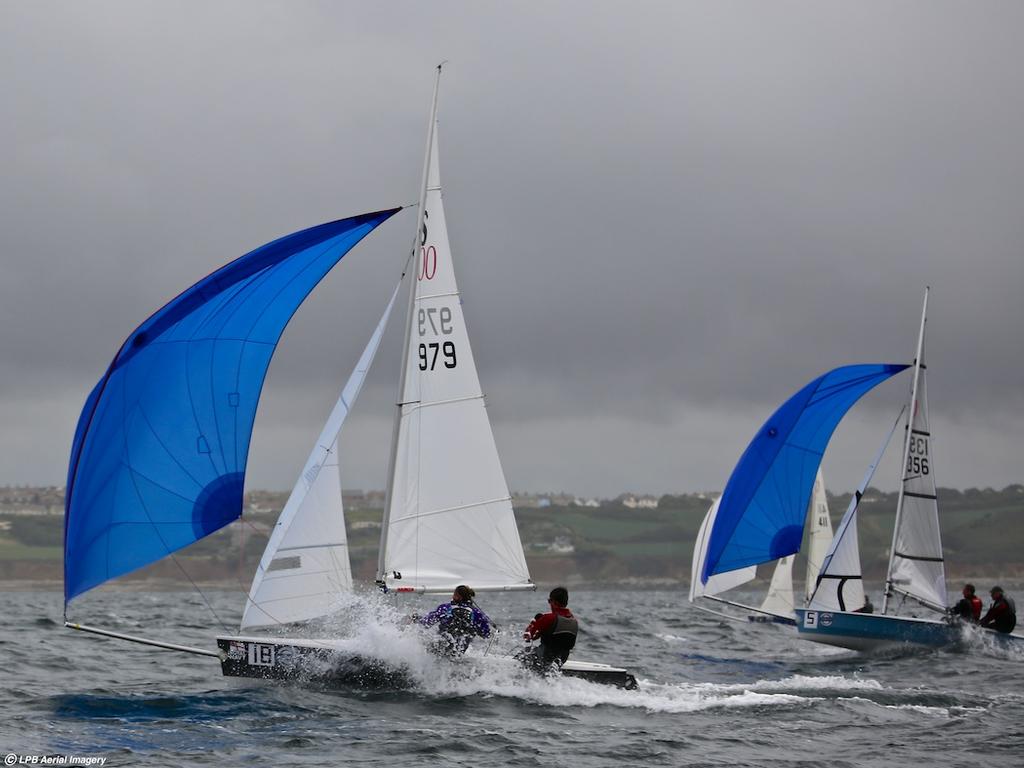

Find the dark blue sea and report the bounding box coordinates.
[2,587,1022,767]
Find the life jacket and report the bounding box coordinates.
[539,613,578,666]
[969,595,983,621]
[439,603,475,638]
[985,596,1017,634]
[999,596,1017,633]
[954,596,982,622]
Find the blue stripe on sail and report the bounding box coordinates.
[702,363,908,583]
[64,208,400,603]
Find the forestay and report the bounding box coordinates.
[241,283,401,629]
[378,124,532,594]
[702,363,909,584]
[64,209,400,604]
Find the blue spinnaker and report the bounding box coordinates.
[64,208,400,603]
[702,363,908,584]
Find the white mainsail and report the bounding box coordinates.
[240,284,401,629]
[690,498,756,600]
[804,469,834,603]
[377,117,532,594]
[886,303,946,611]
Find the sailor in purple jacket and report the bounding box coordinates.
[417,584,492,657]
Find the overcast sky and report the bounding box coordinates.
[2,2,1022,497]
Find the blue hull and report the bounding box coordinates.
[794,609,1023,652]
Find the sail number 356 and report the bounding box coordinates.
[907,434,929,475]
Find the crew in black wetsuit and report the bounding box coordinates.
[980,586,1017,634]
[521,587,578,671]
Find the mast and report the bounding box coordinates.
[882,287,929,614]
[377,64,444,585]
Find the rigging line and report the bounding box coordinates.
[167,549,233,633]
[219,516,290,629]
[240,581,290,628]
[115,383,234,634]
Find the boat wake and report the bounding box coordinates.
[231,595,973,716]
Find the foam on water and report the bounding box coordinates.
[655,633,688,643]
[256,595,900,714]
[7,588,1024,767]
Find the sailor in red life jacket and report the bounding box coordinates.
[951,583,984,623]
[980,585,1017,634]
[521,586,579,671]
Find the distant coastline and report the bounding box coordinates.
[3,484,1022,587]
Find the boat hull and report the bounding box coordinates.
[217,636,413,687]
[216,636,637,689]
[793,609,1024,652]
[561,659,638,690]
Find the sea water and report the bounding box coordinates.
[2,588,1022,766]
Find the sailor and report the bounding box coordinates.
[980,586,1017,634]
[950,583,983,623]
[416,584,492,657]
[521,586,579,671]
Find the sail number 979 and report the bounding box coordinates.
[418,307,453,336]
[419,342,457,370]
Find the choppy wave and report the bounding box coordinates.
[4,588,1023,767]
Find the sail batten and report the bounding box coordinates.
[64,208,400,605]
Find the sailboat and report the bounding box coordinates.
[63,67,637,689]
[234,68,635,688]
[692,468,845,624]
[795,290,1024,651]
[689,363,911,624]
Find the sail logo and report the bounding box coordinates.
[418,246,438,280]
[418,209,437,280]
[247,643,276,667]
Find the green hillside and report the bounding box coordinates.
[2,485,1021,586]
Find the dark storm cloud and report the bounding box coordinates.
[2,2,1022,495]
